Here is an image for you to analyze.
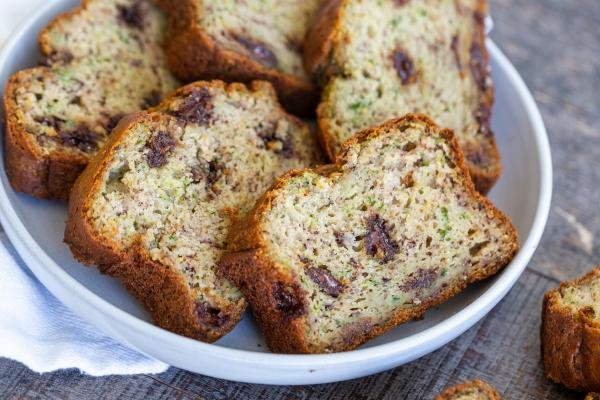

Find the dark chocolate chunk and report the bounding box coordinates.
[59,125,98,153]
[117,1,144,30]
[474,103,492,136]
[146,131,176,168]
[399,268,439,291]
[190,158,224,195]
[169,88,213,125]
[195,302,229,328]
[258,124,294,158]
[41,51,74,67]
[365,214,398,263]
[272,282,304,318]
[34,115,64,130]
[233,35,278,69]
[451,35,462,71]
[402,171,415,187]
[470,41,489,91]
[392,48,416,85]
[403,142,417,152]
[394,0,410,5]
[142,90,162,109]
[307,267,344,297]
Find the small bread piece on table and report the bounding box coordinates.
[64,80,322,342]
[542,266,600,392]
[219,114,518,353]
[157,0,321,117]
[305,0,500,193]
[3,0,179,199]
[434,379,501,400]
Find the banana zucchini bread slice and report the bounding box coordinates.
[64,80,322,342]
[157,0,321,117]
[435,380,501,400]
[4,0,179,200]
[305,0,500,193]
[219,114,518,353]
[542,266,600,392]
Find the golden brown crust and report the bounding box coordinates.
[63,81,263,342]
[304,0,500,194]
[158,0,318,117]
[434,379,501,400]
[586,393,600,400]
[219,113,519,353]
[541,266,600,392]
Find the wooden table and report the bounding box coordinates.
[1,0,598,398]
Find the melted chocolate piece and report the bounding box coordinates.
[272,282,304,318]
[233,35,278,69]
[365,214,398,263]
[394,0,410,5]
[470,41,489,91]
[117,1,144,30]
[142,90,162,109]
[307,267,344,297]
[392,49,416,85]
[403,142,417,152]
[334,231,346,248]
[258,125,294,158]
[402,171,415,187]
[34,115,64,130]
[146,131,176,168]
[41,51,74,67]
[59,125,98,153]
[399,268,439,291]
[474,103,492,136]
[195,302,229,328]
[169,88,213,125]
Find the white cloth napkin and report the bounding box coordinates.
[0,0,167,376]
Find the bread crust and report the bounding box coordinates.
[3,0,99,200]
[157,0,318,117]
[304,0,500,194]
[63,81,270,342]
[542,266,600,392]
[434,379,501,400]
[219,113,519,353]
[586,393,600,400]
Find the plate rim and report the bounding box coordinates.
[0,0,553,384]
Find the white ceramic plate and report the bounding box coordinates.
[0,0,552,385]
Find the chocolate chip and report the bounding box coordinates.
[59,125,98,153]
[195,302,229,328]
[105,113,125,133]
[142,90,162,109]
[399,268,439,291]
[146,131,176,168]
[474,103,492,136]
[117,1,144,30]
[392,48,416,85]
[258,124,293,158]
[191,158,224,195]
[365,214,398,263]
[402,171,415,187]
[41,51,74,67]
[394,0,410,5]
[233,35,278,69]
[470,41,489,91]
[469,241,490,256]
[307,267,344,297]
[34,115,64,130]
[169,88,213,125]
[272,282,304,318]
[451,35,462,71]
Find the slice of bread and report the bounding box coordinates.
[542,266,600,392]
[434,379,501,400]
[3,0,179,200]
[219,114,518,353]
[305,0,500,193]
[586,394,600,400]
[64,80,322,342]
[157,0,321,117]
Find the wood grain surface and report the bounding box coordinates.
[0,0,598,398]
